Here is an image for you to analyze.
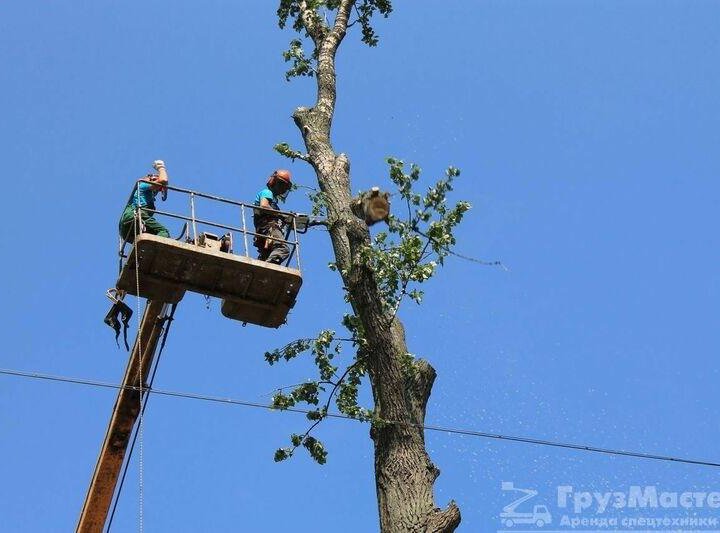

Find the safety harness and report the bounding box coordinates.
[104,289,133,350]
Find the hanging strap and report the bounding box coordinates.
[117,300,133,351]
[103,295,134,351]
[103,304,122,348]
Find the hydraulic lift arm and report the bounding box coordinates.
[77,300,170,533]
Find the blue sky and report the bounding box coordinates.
[1,1,719,531]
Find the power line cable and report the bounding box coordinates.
[1,367,718,468]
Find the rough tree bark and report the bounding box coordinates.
[289,2,460,532]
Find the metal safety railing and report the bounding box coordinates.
[118,180,306,272]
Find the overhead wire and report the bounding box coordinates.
[2,367,718,469]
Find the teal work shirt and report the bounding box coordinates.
[254,187,282,228]
[129,181,159,210]
[254,187,279,210]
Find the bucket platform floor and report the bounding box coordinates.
[117,234,302,328]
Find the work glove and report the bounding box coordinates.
[152,160,166,170]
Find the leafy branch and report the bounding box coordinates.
[274,142,311,162]
[267,316,372,464]
[266,158,472,463]
[277,0,393,81]
[358,158,471,316]
[272,358,368,464]
[281,38,317,81]
[354,0,392,47]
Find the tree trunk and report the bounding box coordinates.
[290,2,460,531]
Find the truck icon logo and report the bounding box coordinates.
[500,482,552,528]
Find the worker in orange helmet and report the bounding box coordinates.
[253,169,292,264]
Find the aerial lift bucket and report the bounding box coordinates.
[117,233,302,328]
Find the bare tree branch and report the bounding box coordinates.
[313,0,355,124]
[330,0,355,44]
[298,0,326,43]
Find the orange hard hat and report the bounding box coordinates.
[268,169,292,188]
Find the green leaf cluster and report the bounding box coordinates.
[360,158,471,313]
[308,190,329,217]
[281,39,315,81]
[303,436,328,464]
[264,338,314,365]
[274,142,307,161]
[277,0,393,80]
[335,360,372,421]
[271,382,323,410]
[267,318,371,464]
[355,0,393,47]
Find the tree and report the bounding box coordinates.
[268,2,469,531]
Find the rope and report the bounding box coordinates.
[2,367,718,469]
[132,189,144,533]
[106,305,177,532]
[412,228,508,271]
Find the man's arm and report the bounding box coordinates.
[151,160,168,190]
[257,188,276,210]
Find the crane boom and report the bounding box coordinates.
[76,300,170,533]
